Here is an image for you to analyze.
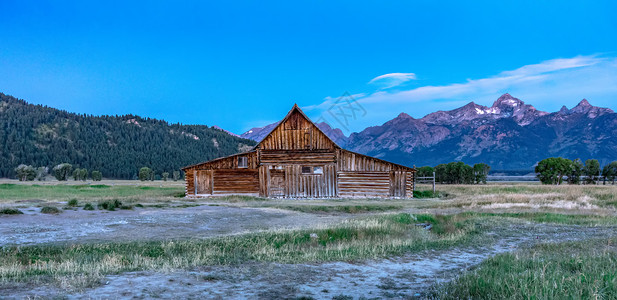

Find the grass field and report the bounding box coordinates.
[2,181,617,298]
[0,181,184,203]
[433,237,617,299]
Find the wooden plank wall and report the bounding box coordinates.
[260,150,336,164]
[406,171,414,198]
[337,150,409,172]
[185,171,195,196]
[195,170,213,195]
[280,164,337,198]
[212,169,259,194]
[259,112,337,150]
[338,171,391,198]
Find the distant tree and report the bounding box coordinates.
[583,159,600,184]
[568,158,584,184]
[162,172,169,181]
[80,169,88,181]
[15,164,36,181]
[172,171,181,181]
[72,168,81,181]
[434,162,477,184]
[53,163,73,181]
[535,157,571,185]
[416,166,434,178]
[139,167,152,181]
[36,166,48,181]
[91,170,103,181]
[602,161,617,185]
[434,164,447,183]
[473,163,491,184]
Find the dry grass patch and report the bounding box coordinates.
[0,213,480,289]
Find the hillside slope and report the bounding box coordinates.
[0,93,256,179]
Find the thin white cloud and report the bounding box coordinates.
[368,72,417,88]
[310,54,617,132]
[361,55,606,104]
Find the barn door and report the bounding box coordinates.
[195,170,213,195]
[390,171,406,198]
[268,168,286,198]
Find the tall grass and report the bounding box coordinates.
[0,213,478,287]
[433,237,617,299]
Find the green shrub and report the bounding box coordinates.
[40,206,61,214]
[0,208,23,215]
[413,190,445,198]
[67,199,79,207]
[83,203,95,210]
[91,170,103,181]
[98,199,122,211]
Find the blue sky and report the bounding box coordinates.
[1,1,616,134]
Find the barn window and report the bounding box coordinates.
[238,156,248,168]
[302,166,323,174]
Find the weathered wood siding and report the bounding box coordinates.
[212,169,259,195]
[260,150,336,164]
[185,170,195,196]
[337,150,409,172]
[259,112,337,150]
[195,170,213,195]
[281,164,337,198]
[338,171,391,198]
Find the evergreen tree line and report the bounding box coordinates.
[416,162,491,184]
[535,157,617,185]
[0,93,256,179]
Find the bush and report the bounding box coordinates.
[67,199,79,207]
[15,164,36,181]
[98,199,122,211]
[40,206,61,214]
[72,168,81,181]
[173,171,181,181]
[0,208,23,215]
[80,169,88,181]
[91,170,102,181]
[139,167,153,181]
[83,203,95,210]
[36,167,48,181]
[53,163,73,181]
[162,172,169,181]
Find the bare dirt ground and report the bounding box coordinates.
[6,221,615,299]
[0,205,345,246]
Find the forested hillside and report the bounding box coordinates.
[0,93,256,179]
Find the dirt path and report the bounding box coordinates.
[7,223,616,299]
[0,205,345,246]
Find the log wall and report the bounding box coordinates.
[212,169,259,195]
[338,171,391,198]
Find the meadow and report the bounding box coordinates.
[1,180,616,299]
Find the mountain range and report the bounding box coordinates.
[241,94,617,170]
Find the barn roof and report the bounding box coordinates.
[182,104,415,172]
[252,103,341,150]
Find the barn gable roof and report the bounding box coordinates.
[253,103,340,150]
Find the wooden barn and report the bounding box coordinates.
[182,104,416,198]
